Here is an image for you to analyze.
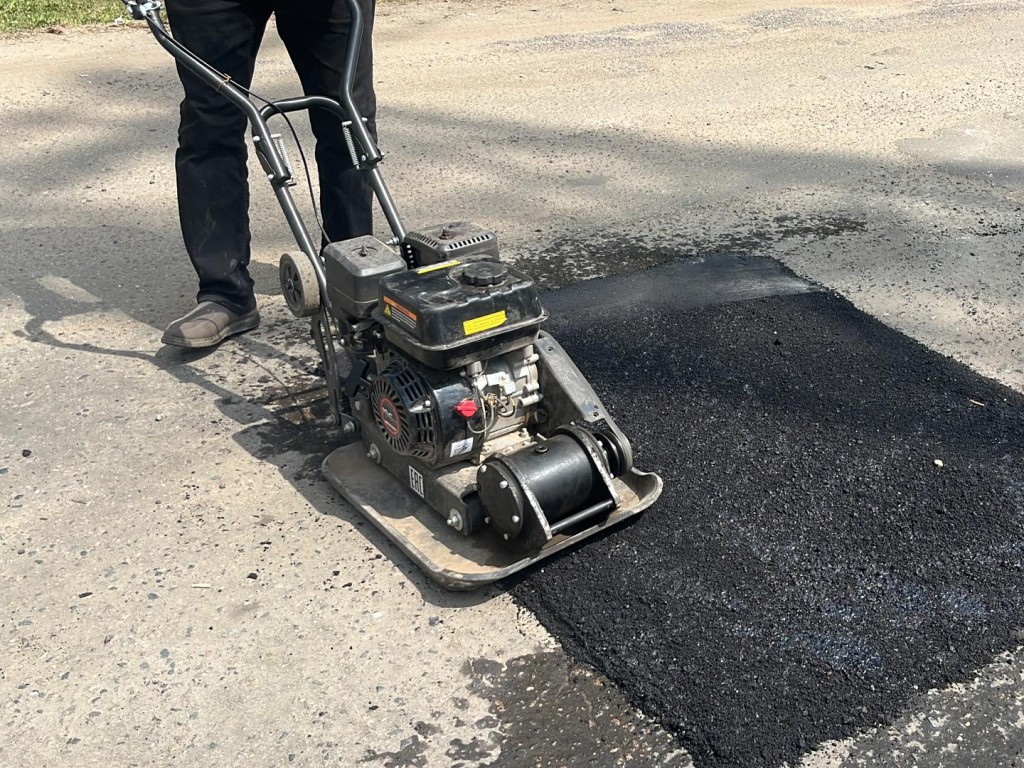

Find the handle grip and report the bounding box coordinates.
[122,0,163,22]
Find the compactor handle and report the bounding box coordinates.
[122,0,406,242]
[122,0,162,23]
[335,0,381,167]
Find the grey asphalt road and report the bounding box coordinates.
[1,1,1023,766]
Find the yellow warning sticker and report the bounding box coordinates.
[415,259,461,275]
[463,310,507,336]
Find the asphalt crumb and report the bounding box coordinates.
[510,286,1024,768]
[464,652,691,768]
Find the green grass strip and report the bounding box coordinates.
[0,0,127,32]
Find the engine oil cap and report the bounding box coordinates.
[459,261,509,287]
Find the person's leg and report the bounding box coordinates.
[165,0,273,315]
[275,0,377,243]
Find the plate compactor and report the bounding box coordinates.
[128,0,662,589]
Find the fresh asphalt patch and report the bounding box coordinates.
[510,255,1024,768]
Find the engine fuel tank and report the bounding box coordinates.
[375,260,547,369]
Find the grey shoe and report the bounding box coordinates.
[161,301,260,349]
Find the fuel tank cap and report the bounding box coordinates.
[459,261,509,287]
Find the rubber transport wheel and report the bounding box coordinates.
[279,252,321,318]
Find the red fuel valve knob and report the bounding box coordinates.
[453,399,479,419]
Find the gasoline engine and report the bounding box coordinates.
[310,222,635,550]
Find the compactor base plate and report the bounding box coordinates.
[323,443,662,590]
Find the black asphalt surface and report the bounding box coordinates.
[511,256,1024,768]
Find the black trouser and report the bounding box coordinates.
[165,0,377,314]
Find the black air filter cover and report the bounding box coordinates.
[324,235,407,319]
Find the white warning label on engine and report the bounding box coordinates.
[408,466,424,498]
[449,438,474,458]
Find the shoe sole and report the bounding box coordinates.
[161,314,261,349]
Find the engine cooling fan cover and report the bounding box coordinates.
[369,360,439,461]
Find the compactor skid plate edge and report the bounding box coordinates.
[323,444,663,590]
